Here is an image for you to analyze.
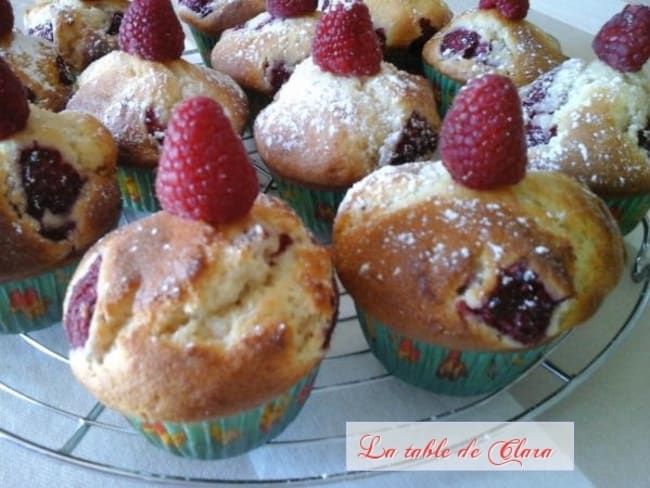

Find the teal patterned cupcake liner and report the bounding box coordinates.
[602,194,650,236]
[422,63,463,118]
[127,367,319,459]
[0,260,79,334]
[273,176,347,244]
[357,308,557,396]
[117,166,160,213]
[188,27,219,67]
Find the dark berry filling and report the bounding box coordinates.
[638,122,650,154]
[271,233,293,258]
[457,263,564,345]
[106,11,123,35]
[55,55,75,85]
[440,29,490,59]
[409,18,438,53]
[521,69,565,147]
[179,0,213,18]
[19,144,84,239]
[264,60,291,91]
[63,256,101,349]
[144,107,166,144]
[28,22,54,42]
[389,112,438,165]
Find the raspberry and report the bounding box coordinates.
[479,0,529,21]
[267,0,317,18]
[440,74,526,190]
[118,0,184,62]
[312,0,382,77]
[458,263,561,345]
[64,256,101,349]
[155,97,259,226]
[592,4,650,73]
[0,57,29,140]
[0,0,14,37]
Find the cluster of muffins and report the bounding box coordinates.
[0,0,647,464]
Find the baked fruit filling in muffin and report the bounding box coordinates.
[19,144,85,240]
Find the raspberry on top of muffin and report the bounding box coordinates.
[63,96,337,424]
[333,74,624,352]
[422,0,566,87]
[66,0,248,168]
[254,0,440,190]
[522,4,650,196]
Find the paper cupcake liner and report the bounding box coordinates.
[422,63,463,118]
[602,194,650,236]
[117,166,160,213]
[272,176,347,244]
[0,260,79,334]
[188,27,219,67]
[357,308,556,396]
[127,367,319,459]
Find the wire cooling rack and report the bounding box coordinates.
[1,46,650,486]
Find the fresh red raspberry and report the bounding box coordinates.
[479,0,529,21]
[267,0,317,18]
[592,4,650,73]
[312,0,382,77]
[0,57,29,140]
[118,0,184,62]
[155,97,259,226]
[0,0,14,37]
[440,74,526,190]
[496,0,529,20]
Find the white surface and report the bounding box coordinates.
[2,0,650,487]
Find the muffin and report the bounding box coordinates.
[0,59,121,334]
[0,0,74,111]
[67,0,248,212]
[364,0,452,74]
[176,0,266,66]
[24,0,130,75]
[422,2,566,115]
[333,74,624,395]
[521,5,650,235]
[62,97,337,459]
[254,0,440,242]
[210,5,319,100]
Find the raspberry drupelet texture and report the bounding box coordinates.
[118,0,185,62]
[155,97,259,226]
[479,0,529,21]
[592,4,650,73]
[0,57,29,140]
[0,0,14,37]
[267,0,318,18]
[312,0,382,77]
[440,74,527,190]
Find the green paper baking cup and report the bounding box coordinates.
[117,165,160,213]
[357,308,556,396]
[273,176,347,244]
[188,27,220,67]
[602,194,650,236]
[127,367,318,459]
[0,260,79,334]
[422,63,463,118]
